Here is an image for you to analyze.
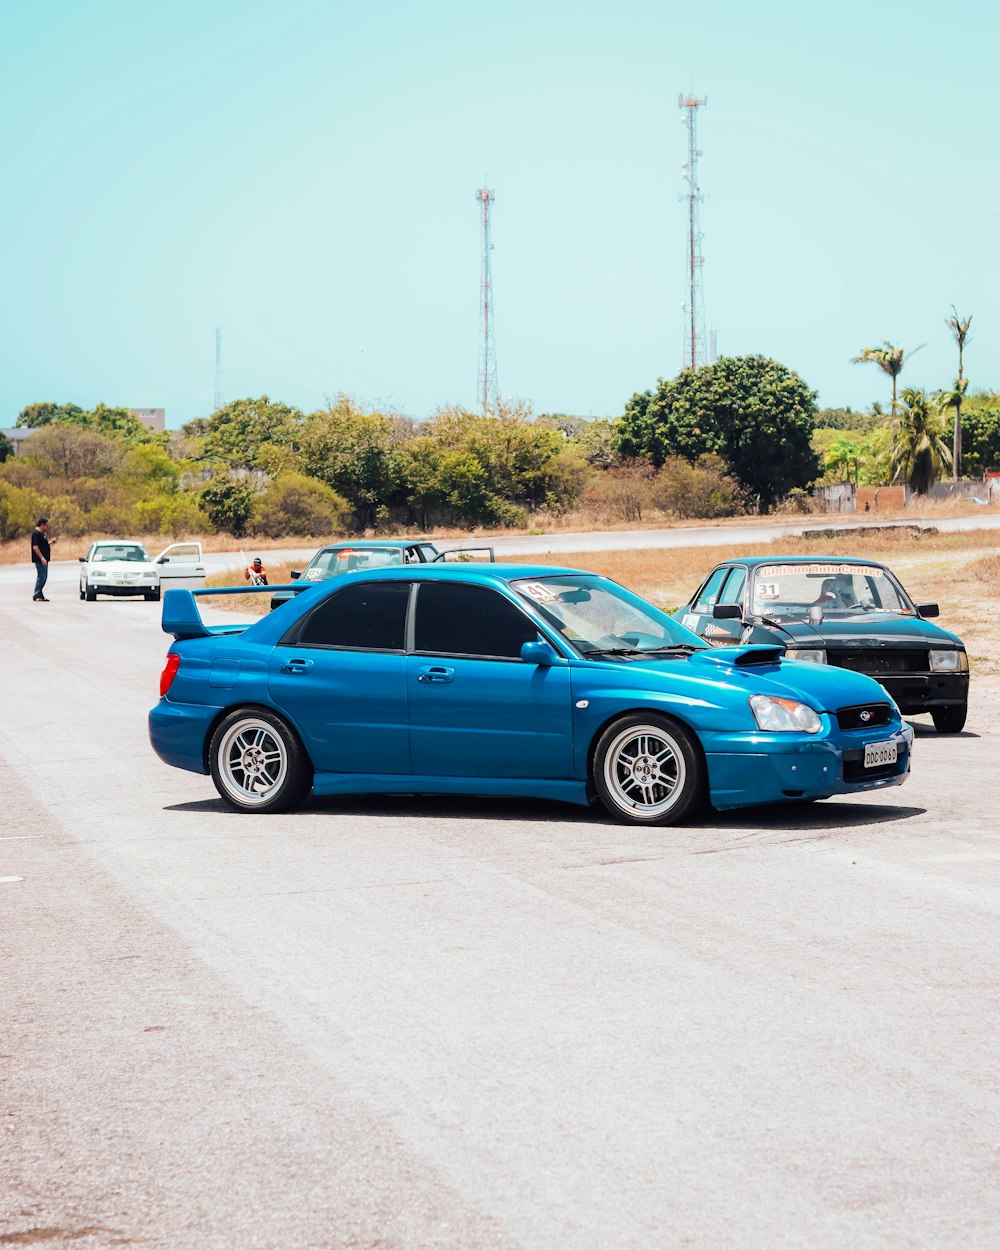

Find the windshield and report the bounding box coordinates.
[513,575,705,657]
[750,563,914,619]
[302,547,406,581]
[93,545,148,563]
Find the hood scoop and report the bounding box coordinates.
[690,644,786,669]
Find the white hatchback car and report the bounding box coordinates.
[79,540,205,602]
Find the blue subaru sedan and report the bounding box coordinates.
[149,564,912,825]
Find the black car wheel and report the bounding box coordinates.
[209,709,313,813]
[85,584,97,601]
[592,713,705,826]
[931,704,967,734]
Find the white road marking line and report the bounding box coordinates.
[0,835,42,841]
[0,876,24,884]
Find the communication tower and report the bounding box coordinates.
[213,326,223,411]
[679,95,708,371]
[475,183,498,413]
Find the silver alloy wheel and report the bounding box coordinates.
[602,722,687,818]
[217,717,288,807]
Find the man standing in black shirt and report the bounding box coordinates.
[31,518,50,602]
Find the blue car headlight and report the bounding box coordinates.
[929,649,968,672]
[749,694,822,734]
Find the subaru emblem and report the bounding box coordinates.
[860,709,871,722]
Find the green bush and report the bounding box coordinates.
[252,472,348,537]
[0,481,36,542]
[135,495,212,537]
[651,455,739,519]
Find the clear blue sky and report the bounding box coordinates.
[2,0,997,427]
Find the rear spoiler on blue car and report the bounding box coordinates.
[161,584,301,640]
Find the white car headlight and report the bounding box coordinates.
[929,649,967,672]
[789,648,826,664]
[91,570,107,579]
[749,694,822,734]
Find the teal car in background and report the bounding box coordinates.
[676,556,969,732]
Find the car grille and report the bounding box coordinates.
[827,648,928,675]
[835,702,893,731]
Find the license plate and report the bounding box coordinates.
[864,740,897,768]
[116,579,136,586]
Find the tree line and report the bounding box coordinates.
[1,347,998,545]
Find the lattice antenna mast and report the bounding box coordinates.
[679,95,708,371]
[475,183,498,414]
[213,326,223,411]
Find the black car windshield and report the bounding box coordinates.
[750,562,915,619]
[513,575,705,656]
[302,547,406,582]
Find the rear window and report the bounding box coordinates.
[297,582,409,650]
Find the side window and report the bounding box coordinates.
[415,583,537,659]
[719,566,747,607]
[297,582,409,650]
[692,568,728,614]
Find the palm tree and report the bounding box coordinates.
[852,342,919,417]
[943,307,972,481]
[891,388,952,495]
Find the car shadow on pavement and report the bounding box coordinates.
[163,794,926,835]
[908,720,979,739]
[163,794,600,824]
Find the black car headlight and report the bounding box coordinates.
[929,649,968,673]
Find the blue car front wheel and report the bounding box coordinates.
[593,714,704,826]
[209,709,313,813]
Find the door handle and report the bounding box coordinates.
[417,665,454,683]
[281,658,314,674]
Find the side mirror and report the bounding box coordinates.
[78,556,86,562]
[157,556,169,564]
[290,570,302,581]
[521,640,557,666]
[917,603,939,618]
[712,604,742,620]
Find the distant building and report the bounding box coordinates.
[0,427,39,456]
[130,408,165,432]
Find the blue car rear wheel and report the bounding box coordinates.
[209,709,312,813]
[593,714,704,826]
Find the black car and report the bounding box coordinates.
[674,556,969,733]
[269,539,494,610]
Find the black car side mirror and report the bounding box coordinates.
[290,570,301,580]
[917,603,939,618]
[712,604,742,620]
[157,556,169,564]
[78,556,86,562]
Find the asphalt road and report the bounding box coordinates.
[4,508,1000,590]
[2,583,999,1250]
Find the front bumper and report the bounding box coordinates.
[880,672,968,714]
[89,582,158,596]
[702,721,913,811]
